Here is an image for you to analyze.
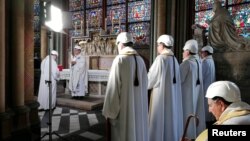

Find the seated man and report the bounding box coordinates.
[183,81,250,141]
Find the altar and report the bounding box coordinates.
[60,69,110,96]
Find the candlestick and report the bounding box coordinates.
[80,20,83,34]
[86,20,89,33]
[119,17,121,31]
[105,17,107,32]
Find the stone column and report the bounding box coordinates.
[24,0,41,140]
[24,0,35,102]
[151,0,167,60]
[41,26,48,59]
[11,0,25,107]
[0,0,5,113]
[0,1,12,141]
[10,1,31,140]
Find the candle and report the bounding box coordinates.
[105,17,107,32]
[119,17,121,31]
[86,20,89,32]
[80,20,83,34]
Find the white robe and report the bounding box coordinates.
[102,47,149,141]
[37,55,59,110]
[201,55,215,122]
[147,49,184,141]
[69,54,87,96]
[180,55,206,139]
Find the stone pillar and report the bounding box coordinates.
[0,0,5,113]
[24,0,41,141]
[10,0,25,107]
[41,26,48,59]
[10,0,31,140]
[213,51,250,104]
[0,1,11,141]
[24,0,35,102]
[151,0,167,60]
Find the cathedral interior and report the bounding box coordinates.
[0,0,250,141]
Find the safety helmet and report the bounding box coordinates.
[51,50,58,56]
[201,45,214,54]
[157,34,174,46]
[74,45,82,50]
[116,32,134,45]
[206,81,241,103]
[183,39,198,53]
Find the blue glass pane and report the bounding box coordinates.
[128,1,151,22]
[107,25,126,35]
[107,0,125,5]
[128,22,150,45]
[72,11,84,30]
[34,4,40,16]
[106,5,126,25]
[86,0,102,9]
[34,32,41,46]
[69,0,84,11]
[34,16,40,32]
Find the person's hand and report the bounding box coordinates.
[71,61,76,65]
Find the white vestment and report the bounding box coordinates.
[102,47,149,141]
[147,49,184,141]
[37,55,59,110]
[69,54,88,96]
[201,55,215,121]
[180,55,206,139]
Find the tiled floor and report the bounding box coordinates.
[39,106,106,141]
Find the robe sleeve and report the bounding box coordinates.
[147,56,163,89]
[202,60,209,79]
[102,57,121,119]
[180,60,190,83]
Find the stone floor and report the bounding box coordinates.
[39,91,106,141]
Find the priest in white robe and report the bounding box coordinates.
[180,39,206,139]
[147,35,183,141]
[69,45,88,99]
[102,32,149,141]
[38,50,60,110]
[200,45,216,123]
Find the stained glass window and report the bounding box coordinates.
[229,3,250,38]
[86,0,102,9]
[86,8,103,28]
[128,1,151,22]
[106,4,126,25]
[107,0,125,5]
[129,22,150,45]
[68,0,151,47]
[195,0,250,38]
[69,0,84,11]
[72,11,84,27]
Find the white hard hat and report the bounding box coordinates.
[206,81,241,103]
[183,39,198,53]
[74,45,82,50]
[157,34,174,46]
[116,32,134,45]
[201,45,214,53]
[51,50,58,56]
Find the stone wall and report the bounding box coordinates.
[213,51,250,104]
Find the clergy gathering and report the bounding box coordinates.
[1,0,250,141]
